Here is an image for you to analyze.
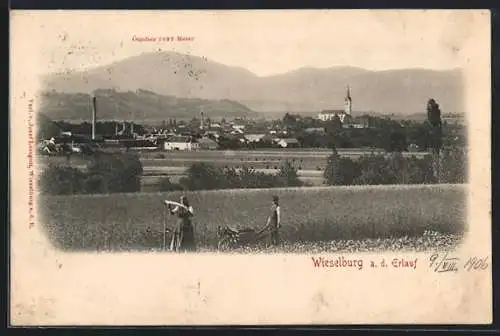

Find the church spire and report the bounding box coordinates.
[344,85,352,115]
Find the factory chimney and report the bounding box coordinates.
[91,95,97,140]
[200,107,205,130]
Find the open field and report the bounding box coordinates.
[39,184,467,252]
[36,148,429,169]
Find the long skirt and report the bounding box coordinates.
[171,221,196,252]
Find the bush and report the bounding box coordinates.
[439,146,467,183]
[180,163,226,190]
[276,160,303,187]
[354,155,395,185]
[178,162,304,191]
[324,147,362,185]
[38,164,85,195]
[39,153,144,195]
[324,148,461,187]
[82,174,108,194]
[157,177,184,191]
[86,153,143,193]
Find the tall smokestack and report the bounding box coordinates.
[91,95,97,140]
[200,108,205,130]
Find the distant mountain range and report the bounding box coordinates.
[39,90,259,122]
[41,51,464,117]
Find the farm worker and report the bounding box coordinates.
[266,195,281,246]
[168,195,196,252]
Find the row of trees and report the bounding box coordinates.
[159,161,304,191]
[283,119,464,153]
[39,144,465,196]
[323,145,466,186]
[321,99,464,185]
[39,154,304,195]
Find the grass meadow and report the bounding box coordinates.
[38,184,467,253]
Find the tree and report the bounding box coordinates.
[387,130,407,152]
[427,98,443,182]
[283,113,296,127]
[86,153,143,193]
[354,155,396,185]
[324,145,342,185]
[337,157,362,185]
[277,160,303,187]
[439,146,467,183]
[180,163,225,190]
[389,151,408,184]
[325,115,342,134]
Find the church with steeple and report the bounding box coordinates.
[318,85,353,126]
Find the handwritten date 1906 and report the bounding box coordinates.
[429,253,489,273]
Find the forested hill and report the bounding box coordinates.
[39,89,259,122]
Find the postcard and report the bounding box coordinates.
[10,9,491,325]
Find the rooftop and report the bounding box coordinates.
[166,135,193,143]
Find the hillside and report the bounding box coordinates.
[38,89,259,122]
[37,112,63,140]
[41,51,465,115]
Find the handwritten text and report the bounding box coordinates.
[429,253,489,273]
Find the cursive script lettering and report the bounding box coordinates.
[463,256,489,271]
[429,253,459,273]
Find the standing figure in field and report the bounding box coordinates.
[266,195,281,246]
[168,196,196,252]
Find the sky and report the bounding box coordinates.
[11,10,483,77]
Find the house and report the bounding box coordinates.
[163,135,199,151]
[349,115,371,128]
[276,138,300,148]
[304,127,326,134]
[232,124,245,132]
[197,137,219,150]
[230,126,245,135]
[244,134,267,143]
[204,131,221,139]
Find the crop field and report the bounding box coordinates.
[37,149,430,190]
[36,148,429,170]
[39,184,467,253]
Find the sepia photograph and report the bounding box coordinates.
[10,9,491,325]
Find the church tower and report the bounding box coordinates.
[344,85,352,115]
